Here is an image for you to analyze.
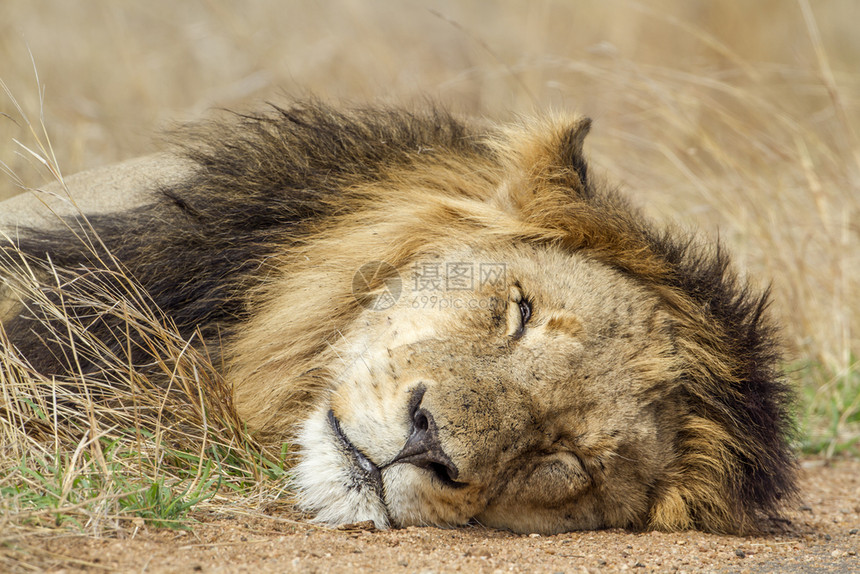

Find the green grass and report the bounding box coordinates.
[1,417,292,532]
[2,439,219,530]
[797,358,860,457]
[1,420,293,532]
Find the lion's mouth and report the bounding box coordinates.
[327,409,384,494]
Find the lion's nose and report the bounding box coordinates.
[390,397,461,485]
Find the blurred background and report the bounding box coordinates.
[1,0,858,453]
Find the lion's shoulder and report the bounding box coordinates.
[0,153,190,232]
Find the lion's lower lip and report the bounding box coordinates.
[327,409,383,485]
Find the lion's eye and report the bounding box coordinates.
[510,297,531,339]
[519,299,532,326]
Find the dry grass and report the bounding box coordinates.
[0,114,291,542]
[1,0,858,545]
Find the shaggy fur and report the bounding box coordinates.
[1,101,796,534]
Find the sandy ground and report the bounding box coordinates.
[4,458,859,573]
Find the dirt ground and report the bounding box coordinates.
[4,458,859,573]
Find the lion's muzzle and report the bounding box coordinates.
[387,385,463,488]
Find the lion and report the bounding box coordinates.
[0,101,796,534]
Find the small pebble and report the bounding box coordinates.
[735,549,746,558]
[849,529,858,535]
[823,534,832,541]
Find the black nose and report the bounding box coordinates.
[390,388,461,486]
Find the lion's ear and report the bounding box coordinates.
[491,115,593,215]
[558,117,591,193]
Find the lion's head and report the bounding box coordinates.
[2,102,796,534]
[292,243,688,533]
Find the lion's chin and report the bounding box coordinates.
[293,408,390,529]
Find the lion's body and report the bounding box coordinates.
[0,102,795,534]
